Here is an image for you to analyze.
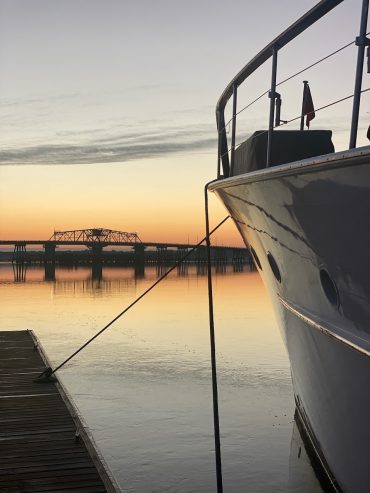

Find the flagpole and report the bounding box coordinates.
[300,80,309,131]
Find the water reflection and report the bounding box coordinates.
[0,263,325,492]
[2,260,253,285]
[1,261,254,292]
[44,262,56,282]
[12,262,27,283]
[289,414,326,493]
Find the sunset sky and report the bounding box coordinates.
[0,0,368,245]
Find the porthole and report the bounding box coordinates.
[250,246,262,270]
[320,269,340,308]
[267,252,281,282]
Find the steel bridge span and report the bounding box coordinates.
[0,228,248,264]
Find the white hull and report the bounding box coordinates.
[210,147,370,493]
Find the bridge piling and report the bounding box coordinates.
[156,246,167,263]
[44,241,56,264]
[134,244,145,265]
[91,243,104,264]
[12,242,28,264]
[177,246,188,260]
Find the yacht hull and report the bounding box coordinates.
[210,147,370,493]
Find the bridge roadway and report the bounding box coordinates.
[0,239,248,267]
[0,228,246,254]
[0,239,243,250]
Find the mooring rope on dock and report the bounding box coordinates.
[37,214,230,380]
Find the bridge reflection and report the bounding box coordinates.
[12,263,27,283]
[0,261,256,287]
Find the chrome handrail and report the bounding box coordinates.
[216,0,364,178]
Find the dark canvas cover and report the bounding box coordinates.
[233,130,334,176]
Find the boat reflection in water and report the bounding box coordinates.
[289,412,327,493]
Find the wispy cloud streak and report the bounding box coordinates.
[0,124,216,165]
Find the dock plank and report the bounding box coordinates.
[0,330,120,493]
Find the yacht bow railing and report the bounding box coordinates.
[216,0,369,178]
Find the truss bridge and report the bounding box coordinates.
[50,228,141,244]
[0,227,250,269]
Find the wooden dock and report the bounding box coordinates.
[0,330,120,493]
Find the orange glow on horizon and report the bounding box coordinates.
[0,155,244,247]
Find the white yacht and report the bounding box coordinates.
[209,1,370,491]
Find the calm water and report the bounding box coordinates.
[0,263,324,492]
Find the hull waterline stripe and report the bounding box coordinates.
[278,296,370,358]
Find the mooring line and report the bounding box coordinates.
[37,214,230,380]
[205,180,224,493]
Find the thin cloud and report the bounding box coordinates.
[0,125,216,165]
[0,84,173,109]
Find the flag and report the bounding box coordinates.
[303,84,315,128]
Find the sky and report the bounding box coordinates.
[0,0,368,245]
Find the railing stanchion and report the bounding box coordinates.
[218,111,230,178]
[267,47,278,167]
[349,0,369,149]
[230,83,238,176]
[216,111,222,179]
